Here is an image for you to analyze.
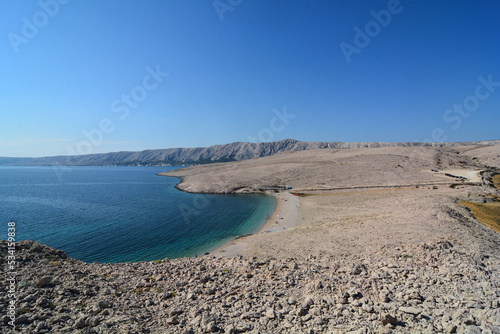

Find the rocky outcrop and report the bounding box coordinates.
[1,240,499,333]
[1,139,494,166]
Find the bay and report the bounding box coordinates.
[0,166,276,263]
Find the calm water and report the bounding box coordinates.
[0,166,276,263]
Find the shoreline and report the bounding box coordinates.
[157,172,282,259]
[179,192,280,259]
[213,191,300,257]
[158,151,500,260]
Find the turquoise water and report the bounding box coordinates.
[0,166,276,263]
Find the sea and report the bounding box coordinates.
[0,166,276,263]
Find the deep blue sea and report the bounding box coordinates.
[0,166,276,263]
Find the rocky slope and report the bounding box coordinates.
[1,240,499,333]
[1,139,497,166]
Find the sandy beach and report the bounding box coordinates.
[215,191,300,257]
[215,184,499,260]
[163,143,500,261]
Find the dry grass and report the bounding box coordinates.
[459,201,500,233]
[459,174,500,233]
[493,174,500,191]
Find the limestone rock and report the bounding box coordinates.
[36,276,53,288]
[380,313,398,326]
[399,306,422,315]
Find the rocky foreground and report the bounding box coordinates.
[1,240,499,334]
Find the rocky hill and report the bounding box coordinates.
[1,239,499,333]
[2,139,497,166]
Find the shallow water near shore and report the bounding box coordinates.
[0,166,276,262]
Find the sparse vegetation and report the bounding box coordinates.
[75,303,87,310]
[450,183,481,189]
[460,173,500,233]
[19,307,31,315]
[492,173,500,192]
[460,201,500,233]
[18,278,33,288]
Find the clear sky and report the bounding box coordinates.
[1,0,499,157]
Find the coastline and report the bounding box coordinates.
[6,142,500,333]
[159,160,500,260]
[256,191,301,233]
[157,172,283,258]
[191,192,279,258]
[214,191,300,257]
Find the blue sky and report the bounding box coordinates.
[1,0,499,157]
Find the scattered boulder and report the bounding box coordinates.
[2,239,499,333]
[74,316,87,329]
[380,313,398,326]
[98,300,112,309]
[399,306,422,316]
[36,276,53,288]
[351,264,366,275]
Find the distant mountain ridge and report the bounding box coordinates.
[0,139,498,166]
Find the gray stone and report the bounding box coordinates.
[98,300,112,309]
[379,293,391,303]
[265,308,275,319]
[362,303,374,313]
[377,327,392,334]
[351,264,366,275]
[36,276,53,288]
[74,316,88,328]
[462,325,482,334]
[399,306,422,315]
[14,314,30,325]
[201,312,218,332]
[407,290,424,301]
[380,313,398,326]
[446,324,457,333]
